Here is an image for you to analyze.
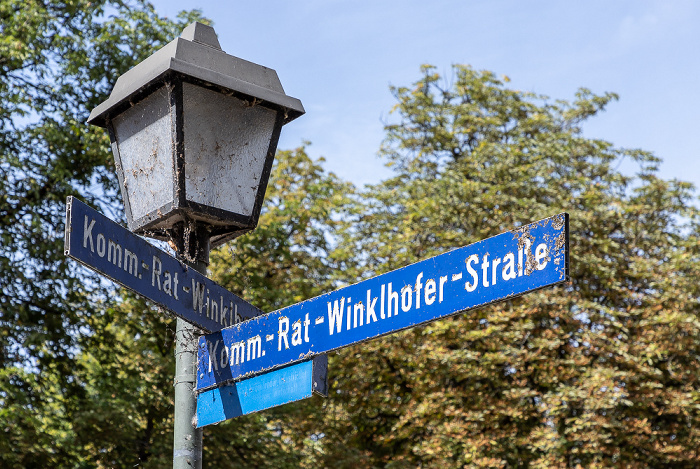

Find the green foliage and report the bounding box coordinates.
[0,0,206,370]
[0,1,207,466]
[318,65,700,468]
[70,294,176,468]
[2,1,699,465]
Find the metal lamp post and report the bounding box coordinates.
[87,22,303,468]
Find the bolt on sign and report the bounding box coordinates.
[197,213,569,392]
[64,197,262,332]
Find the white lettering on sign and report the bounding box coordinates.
[401,285,412,312]
[234,304,242,324]
[415,273,423,309]
[247,335,263,360]
[502,253,517,281]
[465,255,478,292]
[186,280,236,327]
[230,341,246,365]
[207,340,220,372]
[536,244,548,270]
[82,215,139,279]
[327,298,345,335]
[83,216,95,251]
[192,280,206,314]
[124,249,138,277]
[366,289,378,324]
[108,240,122,268]
[150,255,180,300]
[278,316,289,350]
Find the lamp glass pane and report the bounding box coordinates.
[113,86,175,220]
[183,82,277,217]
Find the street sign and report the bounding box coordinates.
[197,213,569,391]
[196,355,328,428]
[65,197,262,333]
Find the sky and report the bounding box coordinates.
[149,0,699,192]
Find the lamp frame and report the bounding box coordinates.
[88,22,304,247]
[106,74,285,246]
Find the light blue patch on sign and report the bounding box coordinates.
[196,356,326,427]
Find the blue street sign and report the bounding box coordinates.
[197,213,569,391]
[64,197,262,332]
[196,355,328,428]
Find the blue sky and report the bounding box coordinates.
[149,0,699,192]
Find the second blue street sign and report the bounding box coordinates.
[197,213,569,391]
[65,197,263,333]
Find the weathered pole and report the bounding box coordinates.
[172,222,209,469]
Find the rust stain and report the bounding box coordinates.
[552,214,565,230]
[515,228,537,276]
[555,232,566,251]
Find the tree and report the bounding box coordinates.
[314,65,700,468]
[0,2,206,465]
[1,2,354,464]
[3,2,699,465]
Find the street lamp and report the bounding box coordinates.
[88,21,304,248]
[87,22,303,468]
